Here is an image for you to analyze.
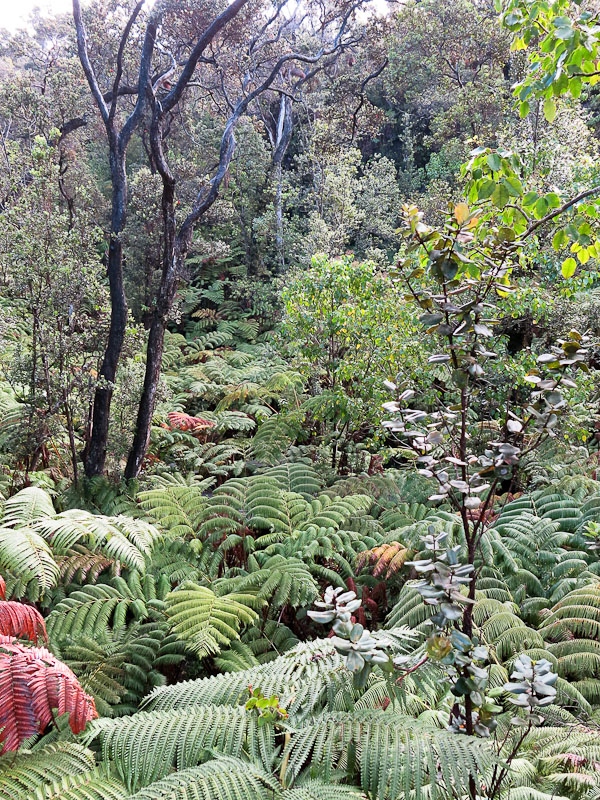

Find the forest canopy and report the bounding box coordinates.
[0,0,600,798]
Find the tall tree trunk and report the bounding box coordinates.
[123,305,168,479]
[124,121,178,480]
[272,95,293,273]
[125,187,178,478]
[73,0,157,476]
[85,148,128,477]
[124,252,181,478]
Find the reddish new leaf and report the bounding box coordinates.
[356,542,409,579]
[0,575,5,601]
[167,411,215,435]
[0,636,97,752]
[0,602,47,642]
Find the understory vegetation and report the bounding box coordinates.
[1,0,600,798]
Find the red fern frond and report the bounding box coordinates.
[0,602,47,642]
[0,636,97,752]
[356,542,409,579]
[0,575,5,601]
[167,411,215,435]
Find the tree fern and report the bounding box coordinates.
[215,620,299,672]
[46,572,170,641]
[0,527,58,598]
[0,743,110,800]
[259,463,323,498]
[57,545,117,584]
[283,780,366,799]
[1,487,56,526]
[250,413,303,465]
[0,600,46,642]
[56,621,184,716]
[165,582,259,657]
[47,584,147,640]
[263,527,382,586]
[0,488,160,592]
[129,756,278,800]
[32,511,160,571]
[28,766,125,800]
[144,633,415,718]
[282,708,495,799]
[301,494,373,533]
[215,555,319,609]
[137,476,214,538]
[0,636,97,752]
[539,581,600,641]
[86,705,274,790]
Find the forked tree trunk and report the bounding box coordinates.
[73,0,157,477]
[124,118,238,479]
[124,3,355,478]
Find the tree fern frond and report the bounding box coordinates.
[497,790,569,800]
[0,743,99,800]
[283,781,366,800]
[86,706,273,791]
[260,463,323,498]
[30,767,126,800]
[144,633,420,719]
[1,488,56,527]
[301,494,373,533]
[57,545,116,584]
[0,527,58,596]
[138,479,213,538]
[215,555,319,609]
[250,414,301,465]
[539,582,600,640]
[0,637,97,752]
[283,709,494,800]
[46,585,141,641]
[32,511,160,571]
[0,601,46,642]
[165,582,259,657]
[215,621,299,672]
[129,756,278,800]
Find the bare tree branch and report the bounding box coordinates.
[160,0,250,114]
[72,0,109,123]
[109,0,145,124]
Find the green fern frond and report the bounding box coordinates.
[261,463,323,498]
[216,555,319,609]
[138,478,213,537]
[86,706,273,791]
[129,756,278,800]
[0,743,99,800]
[33,511,160,571]
[215,621,299,672]
[539,582,600,641]
[284,781,366,800]
[144,633,416,718]
[0,526,58,596]
[165,581,259,657]
[283,709,494,799]
[1,487,56,526]
[29,766,125,800]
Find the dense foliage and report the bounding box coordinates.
[0,0,600,798]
